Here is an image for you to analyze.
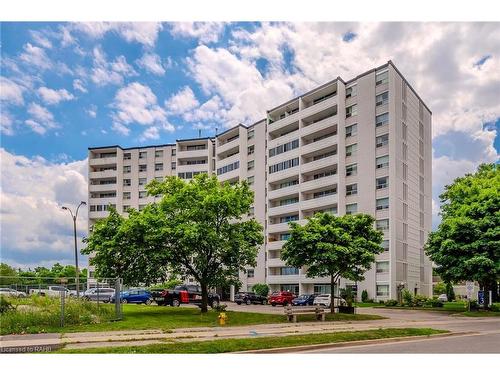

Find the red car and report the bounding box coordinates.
[268,291,295,306]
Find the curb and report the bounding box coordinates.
[235,331,468,353]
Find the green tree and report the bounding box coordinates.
[445,282,456,302]
[426,163,500,303]
[433,281,447,296]
[0,263,19,285]
[281,213,384,313]
[252,283,270,297]
[361,289,369,303]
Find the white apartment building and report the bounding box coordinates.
[87,61,432,301]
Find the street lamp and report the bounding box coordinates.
[62,201,86,298]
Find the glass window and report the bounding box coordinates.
[382,240,389,251]
[247,160,255,170]
[346,104,357,118]
[155,163,163,171]
[376,112,389,127]
[171,162,176,170]
[247,176,254,185]
[247,269,255,278]
[278,180,299,189]
[375,70,389,85]
[376,91,389,106]
[376,284,389,297]
[171,149,176,156]
[345,163,357,176]
[139,151,147,159]
[269,157,299,174]
[376,197,389,210]
[279,197,299,206]
[376,134,389,147]
[346,183,358,196]
[139,191,147,199]
[313,188,336,198]
[345,85,357,99]
[376,155,389,169]
[376,219,389,231]
[376,176,389,189]
[155,150,163,158]
[280,233,291,241]
[346,143,357,157]
[376,261,389,273]
[186,144,206,151]
[123,165,131,173]
[138,204,146,211]
[217,161,240,175]
[280,267,299,275]
[123,153,131,160]
[346,203,357,215]
[139,164,147,172]
[123,179,131,187]
[248,145,255,155]
[139,178,147,186]
[346,124,357,137]
[123,192,131,200]
[247,129,255,139]
[269,139,299,157]
[280,215,299,223]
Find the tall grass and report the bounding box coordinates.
[0,295,114,334]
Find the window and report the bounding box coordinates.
[269,157,299,174]
[346,104,357,118]
[345,85,357,99]
[139,164,147,172]
[376,155,389,169]
[382,240,389,251]
[376,261,389,273]
[280,233,291,241]
[346,183,358,196]
[280,267,299,276]
[376,197,389,210]
[279,197,299,206]
[249,206,255,216]
[376,112,389,127]
[155,177,163,182]
[280,215,299,223]
[346,124,357,137]
[313,169,336,180]
[247,145,255,155]
[312,91,335,105]
[217,161,239,175]
[346,163,357,177]
[123,179,131,187]
[247,176,254,185]
[269,139,299,157]
[247,129,255,140]
[155,150,163,158]
[312,150,336,161]
[123,153,131,160]
[376,176,389,189]
[138,204,146,211]
[376,219,389,231]
[376,134,389,147]
[346,203,357,215]
[247,160,255,170]
[171,149,176,156]
[171,162,176,170]
[139,151,147,159]
[155,163,163,171]
[186,144,206,151]
[376,91,389,106]
[313,188,336,198]
[247,269,255,278]
[139,178,147,186]
[122,205,130,211]
[139,191,147,199]
[346,143,357,157]
[278,180,299,189]
[376,284,389,297]
[123,165,131,173]
[123,192,131,200]
[375,70,388,85]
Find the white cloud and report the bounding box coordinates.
[111,122,130,136]
[37,87,75,105]
[0,77,25,105]
[19,43,52,70]
[0,111,15,136]
[86,104,97,118]
[73,79,87,93]
[90,46,137,86]
[136,53,167,75]
[30,30,53,49]
[71,22,163,47]
[165,86,199,115]
[170,22,225,44]
[139,126,160,142]
[25,103,58,134]
[0,149,88,267]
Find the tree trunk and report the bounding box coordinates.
[200,281,209,313]
[330,274,336,314]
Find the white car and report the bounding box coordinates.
[313,294,346,308]
[0,288,27,297]
[437,294,448,302]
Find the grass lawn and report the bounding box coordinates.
[58,328,447,354]
[2,303,385,335]
[459,311,500,317]
[354,302,382,307]
[373,302,468,313]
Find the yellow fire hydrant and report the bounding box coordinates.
[218,312,227,325]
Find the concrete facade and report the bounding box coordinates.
[87,61,432,301]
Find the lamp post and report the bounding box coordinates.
[62,201,86,298]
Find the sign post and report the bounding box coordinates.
[466,281,474,312]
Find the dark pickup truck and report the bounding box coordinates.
[154,284,220,309]
[234,291,268,305]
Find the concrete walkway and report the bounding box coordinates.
[1,308,498,352]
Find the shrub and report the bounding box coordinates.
[414,294,428,307]
[252,283,270,297]
[469,300,479,310]
[426,299,443,308]
[402,289,414,306]
[445,282,455,302]
[384,299,398,306]
[433,282,447,295]
[214,304,227,312]
[151,279,183,290]
[361,290,369,303]
[490,303,500,312]
[0,297,14,314]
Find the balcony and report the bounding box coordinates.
[176,163,209,174]
[89,156,117,167]
[216,152,240,168]
[89,169,117,179]
[267,258,286,268]
[300,174,338,193]
[267,240,286,250]
[266,274,302,284]
[301,135,338,156]
[89,210,110,219]
[217,167,240,182]
[268,222,294,234]
[176,149,208,160]
[268,129,300,150]
[89,183,117,193]
[89,197,117,206]
[300,95,337,119]
[268,110,301,133]
[301,114,338,138]
[300,194,338,211]
[268,166,300,183]
[217,137,240,156]
[268,202,300,217]
[268,184,300,200]
[301,155,338,174]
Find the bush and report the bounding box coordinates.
[384,299,398,306]
[445,282,455,302]
[361,290,369,303]
[433,282,446,295]
[151,279,183,290]
[426,298,444,308]
[0,297,14,314]
[251,283,270,297]
[402,289,414,306]
[414,294,428,307]
[490,303,500,312]
[469,300,479,310]
[214,304,227,312]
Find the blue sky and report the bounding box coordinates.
[1,22,499,269]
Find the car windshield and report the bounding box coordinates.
[297,295,309,299]
[318,294,330,298]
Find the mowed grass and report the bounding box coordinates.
[59,328,447,354]
[460,311,500,317]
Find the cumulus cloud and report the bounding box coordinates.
[73,79,87,93]
[0,111,15,136]
[170,22,226,44]
[0,77,25,105]
[136,53,167,75]
[165,86,199,115]
[90,46,137,86]
[86,104,97,118]
[19,43,52,70]
[25,103,58,134]
[37,87,75,105]
[0,148,88,267]
[30,30,53,49]
[139,126,160,142]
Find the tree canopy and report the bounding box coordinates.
[426,163,500,302]
[83,174,264,312]
[281,212,384,313]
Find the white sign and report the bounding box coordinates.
[466,281,474,298]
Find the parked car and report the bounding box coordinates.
[313,294,346,308]
[437,294,448,302]
[0,288,26,298]
[82,287,115,302]
[28,285,71,297]
[149,288,166,305]
[292,294,316,306]
[268,291,295,306]
[234,292,268,305]
[111,289,152,304]
[159,284,220,308]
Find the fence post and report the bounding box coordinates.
[114,278,122,320]
[60,289,65,327]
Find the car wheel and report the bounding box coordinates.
[171,298,180,307]
[246,299,251,305]
[121,298,128,304]
[145,299,152,305]
[261,299,267,305]
[271,303,276,307]
[236,301,242,305]
[283,301,289,306]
